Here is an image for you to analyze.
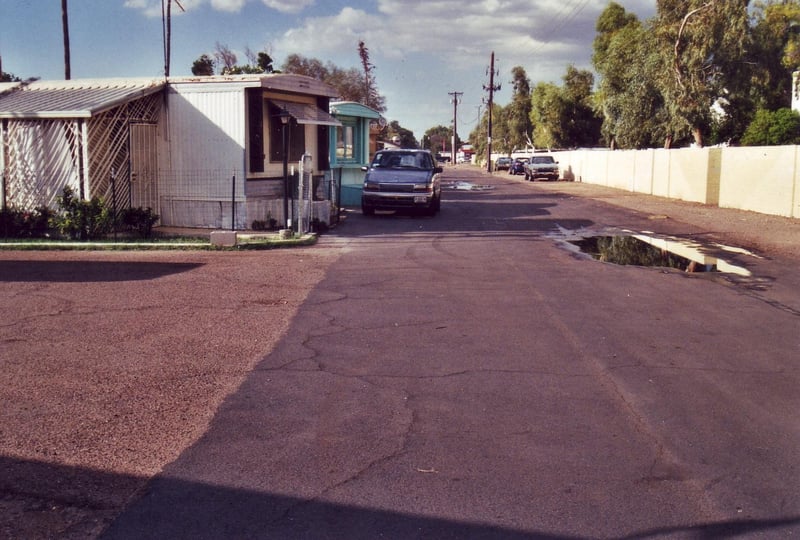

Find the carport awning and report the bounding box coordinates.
[270,99,341,127]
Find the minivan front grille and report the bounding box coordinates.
[379,183,415,193]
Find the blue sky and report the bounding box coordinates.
[0,0,655,142]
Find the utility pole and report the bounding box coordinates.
[483,52,500,172]
[162,0,185,78]
[448,91,462,164]
[62,0,70,79]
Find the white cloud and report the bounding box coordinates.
[275,7,384,62]
[211,0,248,12]
[261,0,314,14]
[266,0,658,136]
[125,0,315,17]
[123,0,162,18]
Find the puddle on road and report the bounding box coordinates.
[566,232,757,276]
[442,181,495,191]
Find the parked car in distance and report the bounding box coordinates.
[523,154,560,181]
[509,157,527,175]
[495,156,513,171]
[361,149,443,216]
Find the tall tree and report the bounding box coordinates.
[357,40,384,112]
[528,66,602,150]
[530,82,563,149]
[467,103,501,161]
[506,66,533,151]
[595,20,671,149]
[282,53,387,113]
[492,105,514,154]
[560,65,602,147]
[192,46,277,75]
[191,54,215,76]
[214,42,238,73]
[423,125,454,155]
[654,0,751,147]
[384,120,418,148]
[749,0,800,111]
[1,70,21,83]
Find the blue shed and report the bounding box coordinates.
[329,101,382,206]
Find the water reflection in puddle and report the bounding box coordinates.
[567,233,756,276]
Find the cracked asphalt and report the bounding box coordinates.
[3,166,800,538]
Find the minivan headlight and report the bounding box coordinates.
[413,183,432,193]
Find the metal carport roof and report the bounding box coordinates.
[0,78,166,119]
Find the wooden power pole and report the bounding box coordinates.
[483,52,500,172]
[448,91,462,164]
[62,0,71,79]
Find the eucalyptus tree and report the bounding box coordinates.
[506,66,533,152]
[749,0,800,111]
[468,103,502,161]
[422,125,454,155]
[653,0,751,147]
[1,71,21,83]
[560,65,602,148]
[385,120,418,148]
[282,53,387,113]
[592,4,670,148]
[530,82,563,149]
[191,54,215,76]
[528,66,602,150]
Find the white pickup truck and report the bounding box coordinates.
[523,155,560,181]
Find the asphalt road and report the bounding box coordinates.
[2,166,799,539]
[102,168,799,538]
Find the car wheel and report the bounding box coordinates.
[423,195,440,217]
[361,203,374,216]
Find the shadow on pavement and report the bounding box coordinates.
[0,260,204,283]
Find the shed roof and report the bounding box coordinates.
[0,78,165,119]
[330,101,382,120]
[167,73,339,98]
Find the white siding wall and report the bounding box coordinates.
[157,83,250,228]
[159,84,247,197]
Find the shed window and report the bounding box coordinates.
[268,102,305,163]
[247,89,264,173]
[336,124,355,161]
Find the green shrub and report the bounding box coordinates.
[52,186,112,240]
[0,206,53,238]
[120,207,159,238]
[741,108,800,146]
[251,216,278,231]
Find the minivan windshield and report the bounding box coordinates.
[371,152,433,170]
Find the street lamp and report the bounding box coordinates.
[276,106,291,229]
